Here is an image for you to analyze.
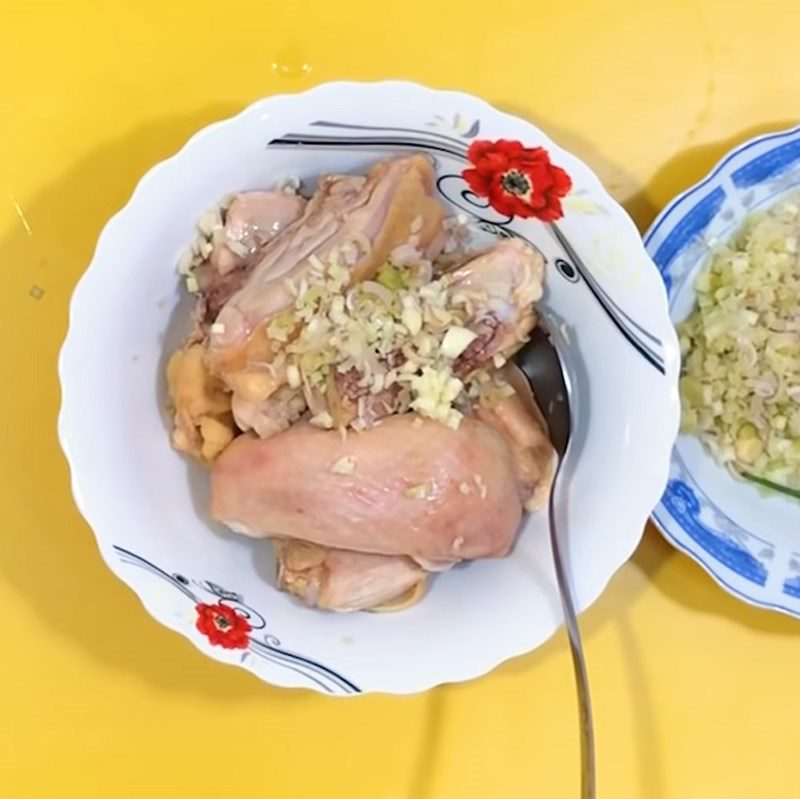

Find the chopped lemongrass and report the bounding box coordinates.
[278,175,301,193]
[216,224,544,436]
[199,239,214,259]
[680,191,800,491]
[177,250,194,275]
[402,306,423,336]
[197,208,223,236]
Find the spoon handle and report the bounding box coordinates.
[549,476,596,799]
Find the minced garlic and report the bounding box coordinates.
[286,363,301,389]
[309,411,334,429]
[440,326,478,359]
[330,455,357,475]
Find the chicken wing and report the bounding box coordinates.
[194,191,308,322]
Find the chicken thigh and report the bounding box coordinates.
[211,414,522,561]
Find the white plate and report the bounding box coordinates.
[59,81,679,694]
[646,123,800,617]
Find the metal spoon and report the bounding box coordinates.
[514,324,596,799]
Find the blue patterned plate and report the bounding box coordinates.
[646,124,800,616]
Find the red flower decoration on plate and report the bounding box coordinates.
[195,602,252,649]
[462,139,572,221]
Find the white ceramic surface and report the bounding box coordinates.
[59,81,680,694]
[647,123,800,618]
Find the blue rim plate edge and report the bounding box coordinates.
[644,122,800,620]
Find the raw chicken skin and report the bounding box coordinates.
[168,191,309,462]
[211,191,308,276]
[274,540,426,612]
[313,239,545,430]
[194,191,307,321]
[211,414,522,561]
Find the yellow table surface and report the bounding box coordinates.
[2,1,799,796]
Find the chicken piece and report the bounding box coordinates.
[166,344,236,462]
[316,239,545,430]
[325,354,404,429]
[449,239,545,376]
[474,364,557,512]
[194,192,307,322]
[208,155,445,378]
[211,414,522,561]
[169,193,305,462]
[274,540,427,612]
